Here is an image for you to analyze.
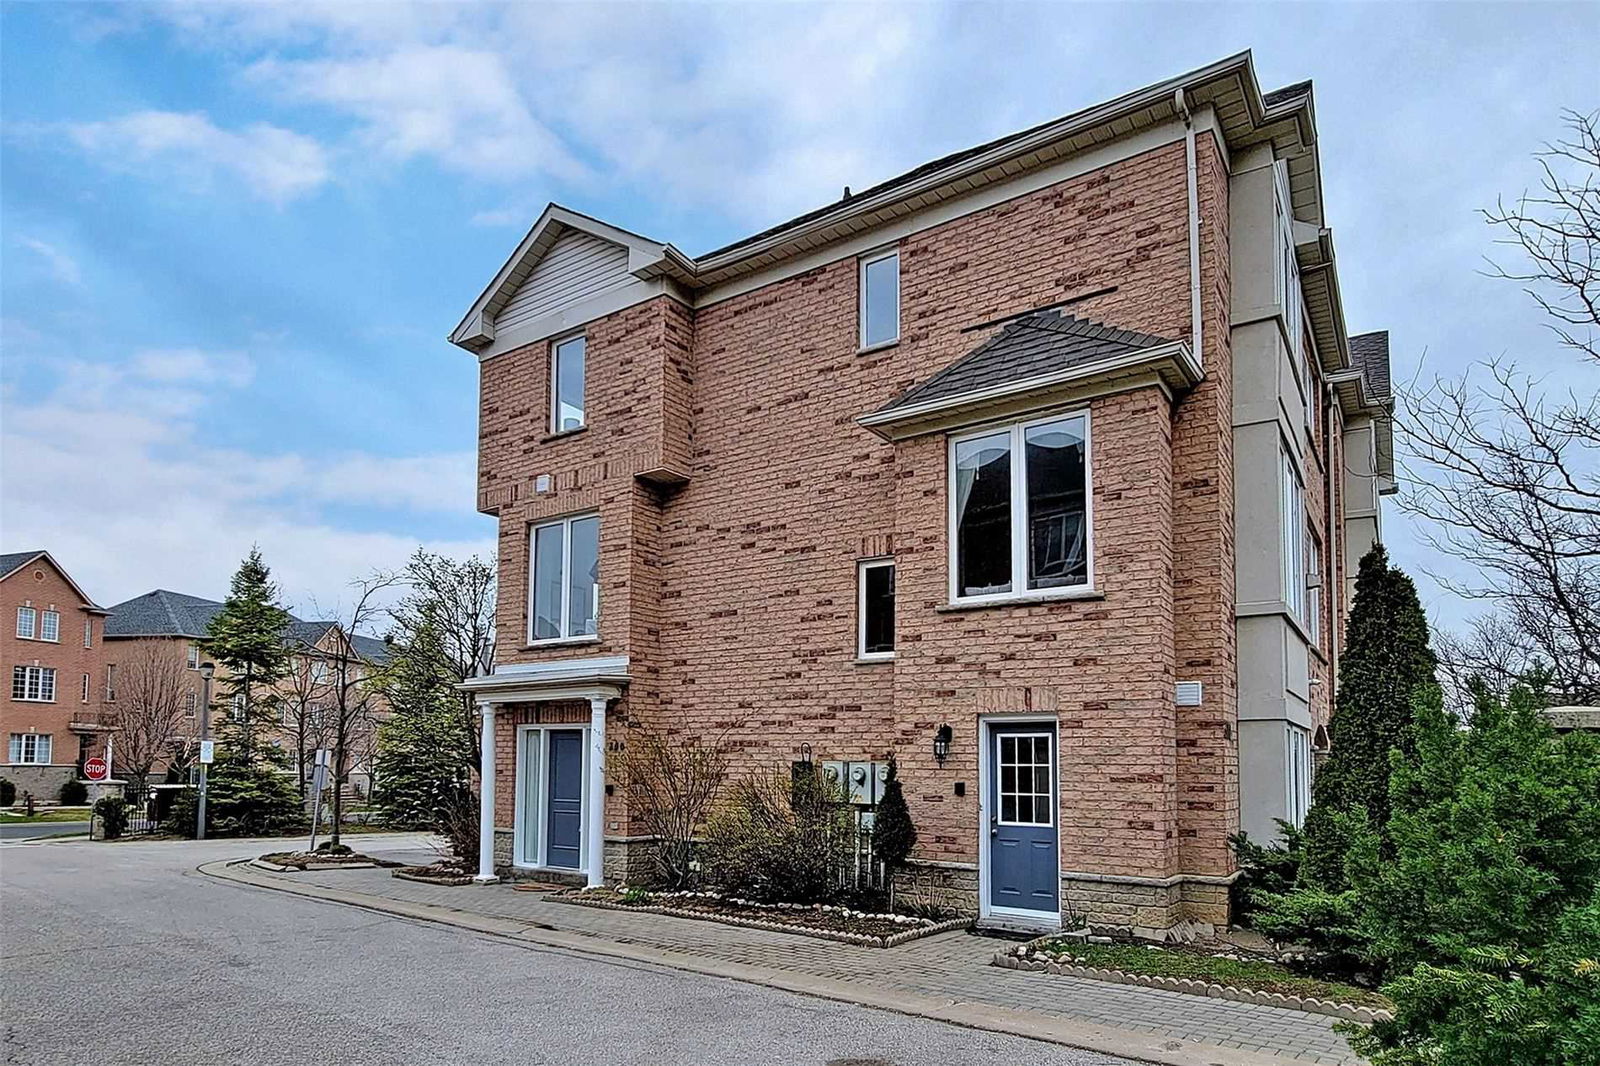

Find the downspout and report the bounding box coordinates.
[1175,88,1203,368]
[1324,380,1340,714]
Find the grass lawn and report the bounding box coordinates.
[1031,940,1392,1009]
[1,807,93,824]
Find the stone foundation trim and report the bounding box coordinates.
[993,945,1393,1025]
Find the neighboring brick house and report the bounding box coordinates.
[1,550,114,799]
[103,590,392,797]
[452,52,1395,933]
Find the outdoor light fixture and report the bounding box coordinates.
[933,724,953,764]
[199,661,215,681]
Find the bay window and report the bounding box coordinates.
[950,412,1091,603]
[529,513,600,643]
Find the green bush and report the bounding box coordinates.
[702,768,854,903]
[0,777,14,807]
[93,796,130,840]
[1229,820,1305,926]
[59,779,88,805]
[165,743,303,838]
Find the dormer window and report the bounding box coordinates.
[551,335,586,433]
[859,248,900,350]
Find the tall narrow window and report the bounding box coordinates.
[857,560,896,659]
[187,644,201,670]
[1281,447,1307,624]
[1285,726,1311,827]
[40,610,59,642]
[83,620,92,648]
[15,606,35,639]
[81,673,90,702]
[105,664,116,703]
[551,335,586,433]
[528,514,600,643]
[859,249,900,349]
[951,413,1091,603]
[184,692,197,718]
[1307,533,1323,644]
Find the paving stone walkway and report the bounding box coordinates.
[235,841,1359,1066]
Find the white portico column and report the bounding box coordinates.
[586,696,609,887]
[474,701,498,883]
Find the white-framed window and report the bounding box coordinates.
[996,732,1054,826]
[857,559,896,660]
[1307,532,1323,644]
[105,664,116,702]
[528,513,600,643]
[15,606,35,639]
[858,247,900,349]
[230,693,246,723]
[1286,725,1312,827]
[1281,446,1307,624]
[81,673,90,702]
[83,620,92,648]
[310,660,328,685]
[187,644,200,670]
[8,732,52,765]
[184,692,197,718]
[949,412,1092,603]
[550,334,586,433]
[39,610,59,643]
[1275,162,1303,361]
[12,665,56,703]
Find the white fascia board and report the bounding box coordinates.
[458,655,631,694]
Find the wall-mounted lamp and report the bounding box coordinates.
[933,724,953,765]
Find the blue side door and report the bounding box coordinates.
[988,724,1059,914]
[545,730,584,869]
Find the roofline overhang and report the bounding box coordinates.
[457,655,631,703]
[0,550,106,612]
[859,340,1200,441]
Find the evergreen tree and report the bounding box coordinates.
[1300,544,1437,888]
[204,548,293,762]
[166,735,303,838]
[872,757,917,907]
[372,620,475,830]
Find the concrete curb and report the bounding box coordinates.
[197,858,1331,1066]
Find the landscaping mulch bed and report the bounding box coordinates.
[393,861,476,886]
[998,937,1393,1022]
[554,887,971,948]
[256,850,399,872]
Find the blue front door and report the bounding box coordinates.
[545,730,584,869]
[988,724,1059,913]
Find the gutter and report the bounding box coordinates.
[1174,89,1204,370]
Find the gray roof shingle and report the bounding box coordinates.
[0,551,45,581]
[1349,330,1392,401]
[106,589,390,663]
[876,311,1176,414]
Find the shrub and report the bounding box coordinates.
[0,777,14,807]
[701,768,853,903]
[1229,819,1305,926]
[165,743,303,838]
[93,796,130,840]
[59,779,88,806]
[437,785,479,864]
[619,725,732,888]
[871,757,917,903]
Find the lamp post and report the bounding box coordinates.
[196,662,215,841]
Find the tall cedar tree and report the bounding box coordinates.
[871,757,917,903]
[204,549,293,763]
[1300,544,1437,888]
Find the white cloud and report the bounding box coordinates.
[16,237,83,286]
[0,350,489,613]
[66,111,329,204]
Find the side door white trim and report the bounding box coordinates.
[977,713,1063,928]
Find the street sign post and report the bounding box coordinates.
[198,740,214,764]
[307,749,331,852]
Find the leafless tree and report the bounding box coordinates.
[280,648,334,800]
[1400,110,1600,705]
[618,724,739,888]
[110,642,190,797]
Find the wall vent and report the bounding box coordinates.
[1175,681,1204,707]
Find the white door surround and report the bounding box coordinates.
[977,713,1064,931]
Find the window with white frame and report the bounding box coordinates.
[187,644,200,670]
[83,619,92,648]
[105,664,116,702]
[951,413,1090,602]
[1286,725,1312,827]
[551,334,586,433]
[528,513,600,642]
[230,693,246,722]
[8,732,52,765]
[1275,163,1303,360]
[1307,532,1323,644]
[184,692,197,718]
[857,559,896,659]
[1281,447,1307,624]
[81,673,90,702]
[39,610,59,643]
[15,606,35,639]
[859,248,900,349]
[12,665,56,702]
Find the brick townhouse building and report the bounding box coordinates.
[1,550,115,799]
[103,589,392,796]
[452,51,1394,933]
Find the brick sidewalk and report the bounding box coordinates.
[225,843,1358,1066]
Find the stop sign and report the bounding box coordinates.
[83,756,109,781]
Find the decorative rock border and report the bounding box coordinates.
[250,857,380,873]
[555,894,972,948]
[992,943,1393,1024]
[393,868,474,886]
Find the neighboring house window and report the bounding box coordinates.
[184,692,197,718]
[528,513,600,642]
[15,607,35,639]
[83,620,92,648]
[8,732,53,765]
[1307,533,1324,644]
[950,413,1091,602]
[1281,448,1307,625]
[857,559,896,660]
[1286,725,1312,827]
[81,673,90,702]
[39,610,59,643]
[310,660,328,685]
[12,665,56,703]
[230,693,246,723]
[551,334,586,433]
[859,248,900,349]
[105,664,116,702]
[187,644,200,670]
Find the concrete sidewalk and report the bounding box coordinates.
[201,843,1359,1066]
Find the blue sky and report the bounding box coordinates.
[2,1,1596,627]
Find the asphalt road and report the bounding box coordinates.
[0,821,89,841]
[1,836,1136,1066]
